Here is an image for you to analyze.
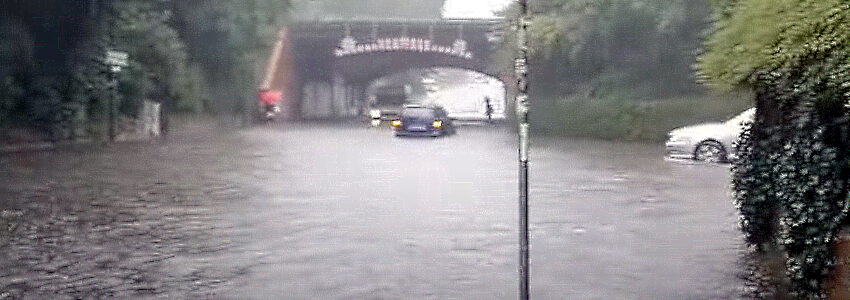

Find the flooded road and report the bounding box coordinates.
[1,122,748,299]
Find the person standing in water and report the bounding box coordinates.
[484,96,493,124]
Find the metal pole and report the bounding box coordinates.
[515,0,531,299]
[106,1,116,142]
[108,68,116,142]
[108,82,113,140]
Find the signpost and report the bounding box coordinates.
[515,0,531,299]
[106,49,127,142]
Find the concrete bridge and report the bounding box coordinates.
[261,19,507,119]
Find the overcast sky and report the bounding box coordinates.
[442,0,513,19]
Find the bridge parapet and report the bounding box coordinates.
[334,36,473,59]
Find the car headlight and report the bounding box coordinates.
[369,109,381,119]
[432,120,443,129]
[391,120,402,128]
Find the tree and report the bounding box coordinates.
[114,0,201,114]
[494,0,716,138]
[290,0,445,20]
[497,0,712,97]
[171,0,292,117]
[0,0,295,140]
[698,0,850,297]
[0,0,111,139]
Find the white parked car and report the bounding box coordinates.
[665,108,755,162]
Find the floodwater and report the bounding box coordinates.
[1,121,753,299]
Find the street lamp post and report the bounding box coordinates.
[101,0,127,142]
[102,0,117,142]
[108,63,116,142]
[515,0,531,300]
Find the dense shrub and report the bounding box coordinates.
[0,0,293,140]
[534,93,752,141]
[702,0,850,297]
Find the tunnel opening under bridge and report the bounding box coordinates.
[330,67,509,122]
[297,49,510,121]
[260,19,507,121]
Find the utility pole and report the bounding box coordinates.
[105,0,116,142]
[515,0,531,299]
[108,63,116,142]
[103,0,127,142]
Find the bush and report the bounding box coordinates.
[0,75,25,126]
[533,91,753,142]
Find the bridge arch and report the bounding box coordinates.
[262,19,507,120]
[353,67,508,122]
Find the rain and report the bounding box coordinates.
[1,0,848,299]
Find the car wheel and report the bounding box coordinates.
[693,140,727,163]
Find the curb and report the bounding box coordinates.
[0,138,95,155]
[0,142,56,154]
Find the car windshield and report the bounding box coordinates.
[401,108,436,119]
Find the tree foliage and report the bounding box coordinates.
[699,0,850,92]
[0,0,293,139]
[700,0,850,297]
[290,0,445,20]
[172,0,292,115]
[0,0,104,138]
[498,0,711,100]
[495,0,721,138]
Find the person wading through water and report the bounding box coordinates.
[484,96,493,124]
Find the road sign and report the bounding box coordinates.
[106,50,129,67]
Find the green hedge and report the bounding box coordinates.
[533,92,753,142]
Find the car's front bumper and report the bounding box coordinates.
[665,140,695,159]
[394,129,443,137]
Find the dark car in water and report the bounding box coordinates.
[392,105,455,137]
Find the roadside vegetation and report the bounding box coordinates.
[496,0,751,141]
[699,0,849,298]
[0,0,292,142]
[0,0,449,144]
[498,1,849,296]
[290,0,444,20]
[534,92,752,141]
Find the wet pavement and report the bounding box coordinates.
[1,121,749,299]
